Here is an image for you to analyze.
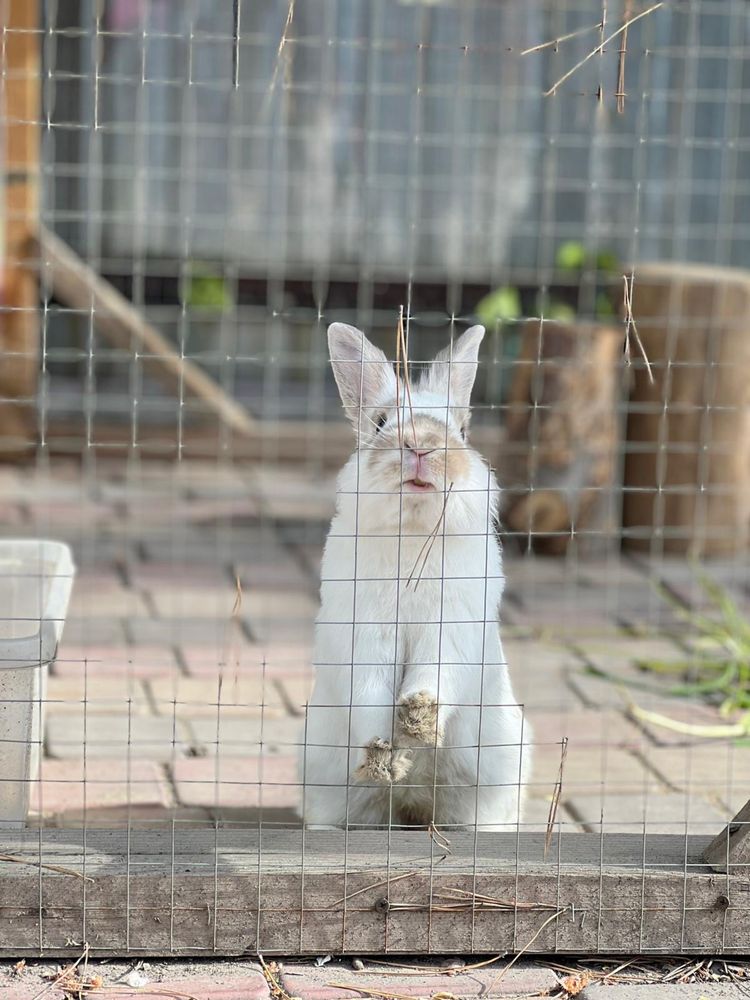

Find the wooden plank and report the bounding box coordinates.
[0,0,40,455]
[33,226,257,439]
[42,417,504,469]
[0,830,747,956]
[704,798,750,873]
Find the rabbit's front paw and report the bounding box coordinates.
[355,738,412,784]
[397,691,443,746]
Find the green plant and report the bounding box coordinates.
[475,285,522,329]
[585,573,750,741]
[186,267,233,312]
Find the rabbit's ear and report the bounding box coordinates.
[328,323,394,425]
[423,325,485,419]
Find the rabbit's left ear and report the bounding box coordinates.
[422,325,485,421]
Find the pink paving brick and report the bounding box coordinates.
[31,759,172,814]
[183,641,313,677]
[45,676,150,714]
[524,709,644,749]
[280,962,558,999]
[172,755,299,810]
[149,676,286,719]
[128,976,270,1000]
[53,644,179,679]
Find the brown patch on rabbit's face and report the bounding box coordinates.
[364,414,470,495]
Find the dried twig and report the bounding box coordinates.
[521,21,602,56]
[405,483,454,591]
[544,2,664,97]
[397,306,418,448]
[328,869,418,909]
[544,736,568,859]
[258,955,300,1000]
[0,854,94,882]
[266,0,296,99]
[486,908,569,990]
[31,946,91,1000]
[616,0,633,112]
[622,274,654,384]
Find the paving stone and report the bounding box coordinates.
[59,617,129,644]
[644,745,750,806]
[575,635,688,673]
[172,755,299,812]
[67,581,150,618]
[275,674,313,715]
[45,676,150,714]
[46,713,191,761]
[129,562,232,588]
[504,639,585,711]
[128,617,246,647]
[241,589,319,621]
[583,984,746,1000]
[280,961,558,999]
[147,584,244,619]
[567,791,732,835]
[182,641,313,677]
[53,643,180,679]
[630,701,733,747]
[250,618,316,643]
[188,716,303,755]
[30,759,172,814]
[525,709,644,749]
[149,676,286,719]
[135,976,270,1000]
[43,805,211,829]
[529,746,663,801]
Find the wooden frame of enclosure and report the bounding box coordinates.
[0,828,748,957]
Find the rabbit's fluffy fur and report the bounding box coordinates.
[298,323,532,829]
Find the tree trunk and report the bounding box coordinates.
[502,320,622,556]
[623,262,750,557]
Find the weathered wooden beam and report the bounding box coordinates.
[0,0,40,455]
[0,830,746,956]
[703,799,750,873]
[33,226,257,439]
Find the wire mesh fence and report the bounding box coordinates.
[0,0,748,957]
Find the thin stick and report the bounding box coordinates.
[616,0,633,113]
[397,306,418,447]
[266,0,296,99]
[521,21,602,56]
[487,908,569,990]
[544,3,664,97]
[622,274,654,384]
[35,227,258,436]
[544,736,568,859]
[328,869,418,908]
[406,482,454,590]
[30,946,90,1000]
[0,854,94,882]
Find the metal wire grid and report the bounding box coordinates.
[0,0,748,956]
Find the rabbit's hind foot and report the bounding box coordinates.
[398,691,443,746]
[355,738,412,785]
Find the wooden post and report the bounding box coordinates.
[501,320,622,556]
[0,0,40,456]
[623,263,750,556]
[704,799,750,873]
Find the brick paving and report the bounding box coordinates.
[1,457,747,835]
[0,959,747,1000]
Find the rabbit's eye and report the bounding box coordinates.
[374,412,387,432]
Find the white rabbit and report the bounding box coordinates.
[298,323,532,830]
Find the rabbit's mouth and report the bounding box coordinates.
[403,477,436,493]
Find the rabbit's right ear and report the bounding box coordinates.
[328,323,394,426]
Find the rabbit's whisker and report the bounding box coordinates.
[397,305,419,449]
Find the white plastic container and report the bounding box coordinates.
[0,540,75,827]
